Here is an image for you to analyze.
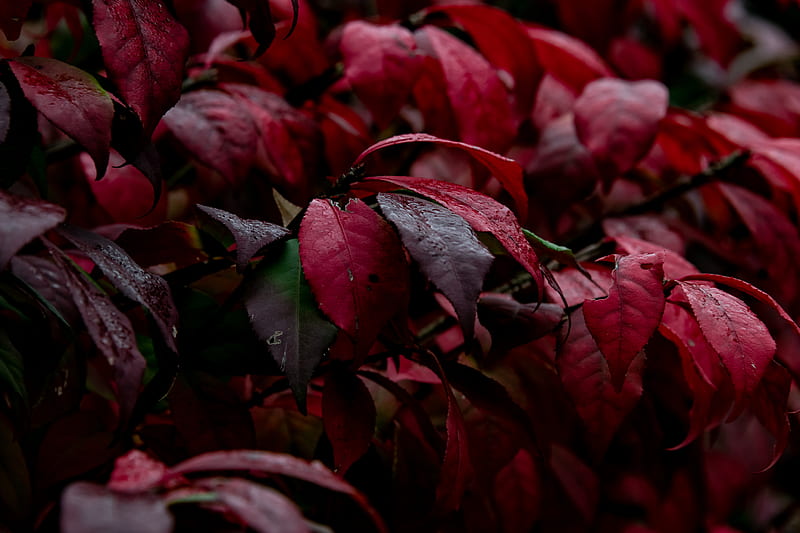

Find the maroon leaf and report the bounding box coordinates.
[0,82,9,142]
[548,443,598,522]
[58,226,179,354]
[198,478,309,533]
[677,280,776,396]
[162,89,259,184]
[47,246,145,426]
[8,57,113,177]
[582,253,665,390]
[354,133,528,221]
[493,449,540,533]
[339,21,422,129]
[750,362,791,470]
[0,191,65,269]
[416,26,517,154]
[478,296,563,351]
[197,204,289,272]
[377,193,494,339]
[526,27,612,91]
[0,2,31,41]
[225,0,298,56]
[361,177,542,294]
[61,482,173,533]
[92,0,190,135]
[108,450,167,493]
[322,371,376,474]
[573,78,669,178]
[558,308,645,456]
[243,239,338,412]
[298,198,409,361]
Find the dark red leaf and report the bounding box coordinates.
[339,21,422,129]
[526,27,612,92]
[0,1,31,41]
[243,239,337,412]
[108,450,167,493]
[0,191,65,269]
[8,57,113,177]
[197,204,289,272]
[677,280,776,396]
[322,371,376,474]
[225,0,298,56]
[548,443,598,522]
[492,449,540,533]
[10,255,79,324]
[60,482,173,533]
[582,253,665,390]
[558,308,645,456]
[415,26,517,154]
[0,81,9,142]
[377,192,493,339]
[162,89,259,184]
[58,225,179,354]
[299,198,409,361]
[478,296,563,351]
[199,478,309,533]
[354,133,528,220]
[361,177,541,293]
[573,78,669,178]
[750,362,791,470]
[547,263,612,308]
[92,0,189,135]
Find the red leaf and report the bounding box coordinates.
[58,226,179,354]
[548,443,598,522]
[61,483,173,533]
[355,133,528,221]
[558,308,645,456]
[339,21,422,129]
[197,204,289,272]
[0,191,65,269]
[612,235,698,281]
[162,89,259,184]
[225,0,298,56]
[0,2,31,41]
[573,78,669,178]
[377,193,493,339]
[322,371,376,474]
[8,57,113,177]
[416,26,516,154]
[361,177,540,291]
[198,478,309,533]
[108,450,167,493]
[677,281,776,396]
[526,26,612,92]
[92,0,189,135]
[492,449,540,533]
[582,253,666,389]
[750,362,791,470]
[298,198,409,360]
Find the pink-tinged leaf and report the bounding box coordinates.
[355,133,528,221]
[0,1,31,41]
[0,191,65,269]
[492,449,540,533]
[197,204,289,272]
[723,80,800,138]
[416,26,516,154]
[162,89,258,184]
[243,239,337,412]
[8,57,113,177]
[61,482,173,533]
[574,78,669,178]
[558,308,645,456]
[677,280,776,396]
[198,478,309,533]
[299,198,409,360]
[47,246,145,425]
[361,177,540,292]
[547,263,612,308]
[582,253,666,389]
[322,371,376,474]
[108,450,167,493]
[548,443,598,522]
[526,27,612,92]
[749,362,791,470]
[58,225,179,354]
[92,0,189,135]
[339,21,422,129]
[377,193,493,339]
[612,235,698,281]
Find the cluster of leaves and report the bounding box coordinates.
[3,0,800,532]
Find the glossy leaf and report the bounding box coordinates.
[8,57,113,177]
[58,225,179,354]
[377,192,493,339]
[61,483,173,533]
[197,204,289,272]
[243,239,338,412]
[92,0,190,135]
[299,198,409,360]
[0,190,65,270]
[583,253,665,390]
[322,371,376,474]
